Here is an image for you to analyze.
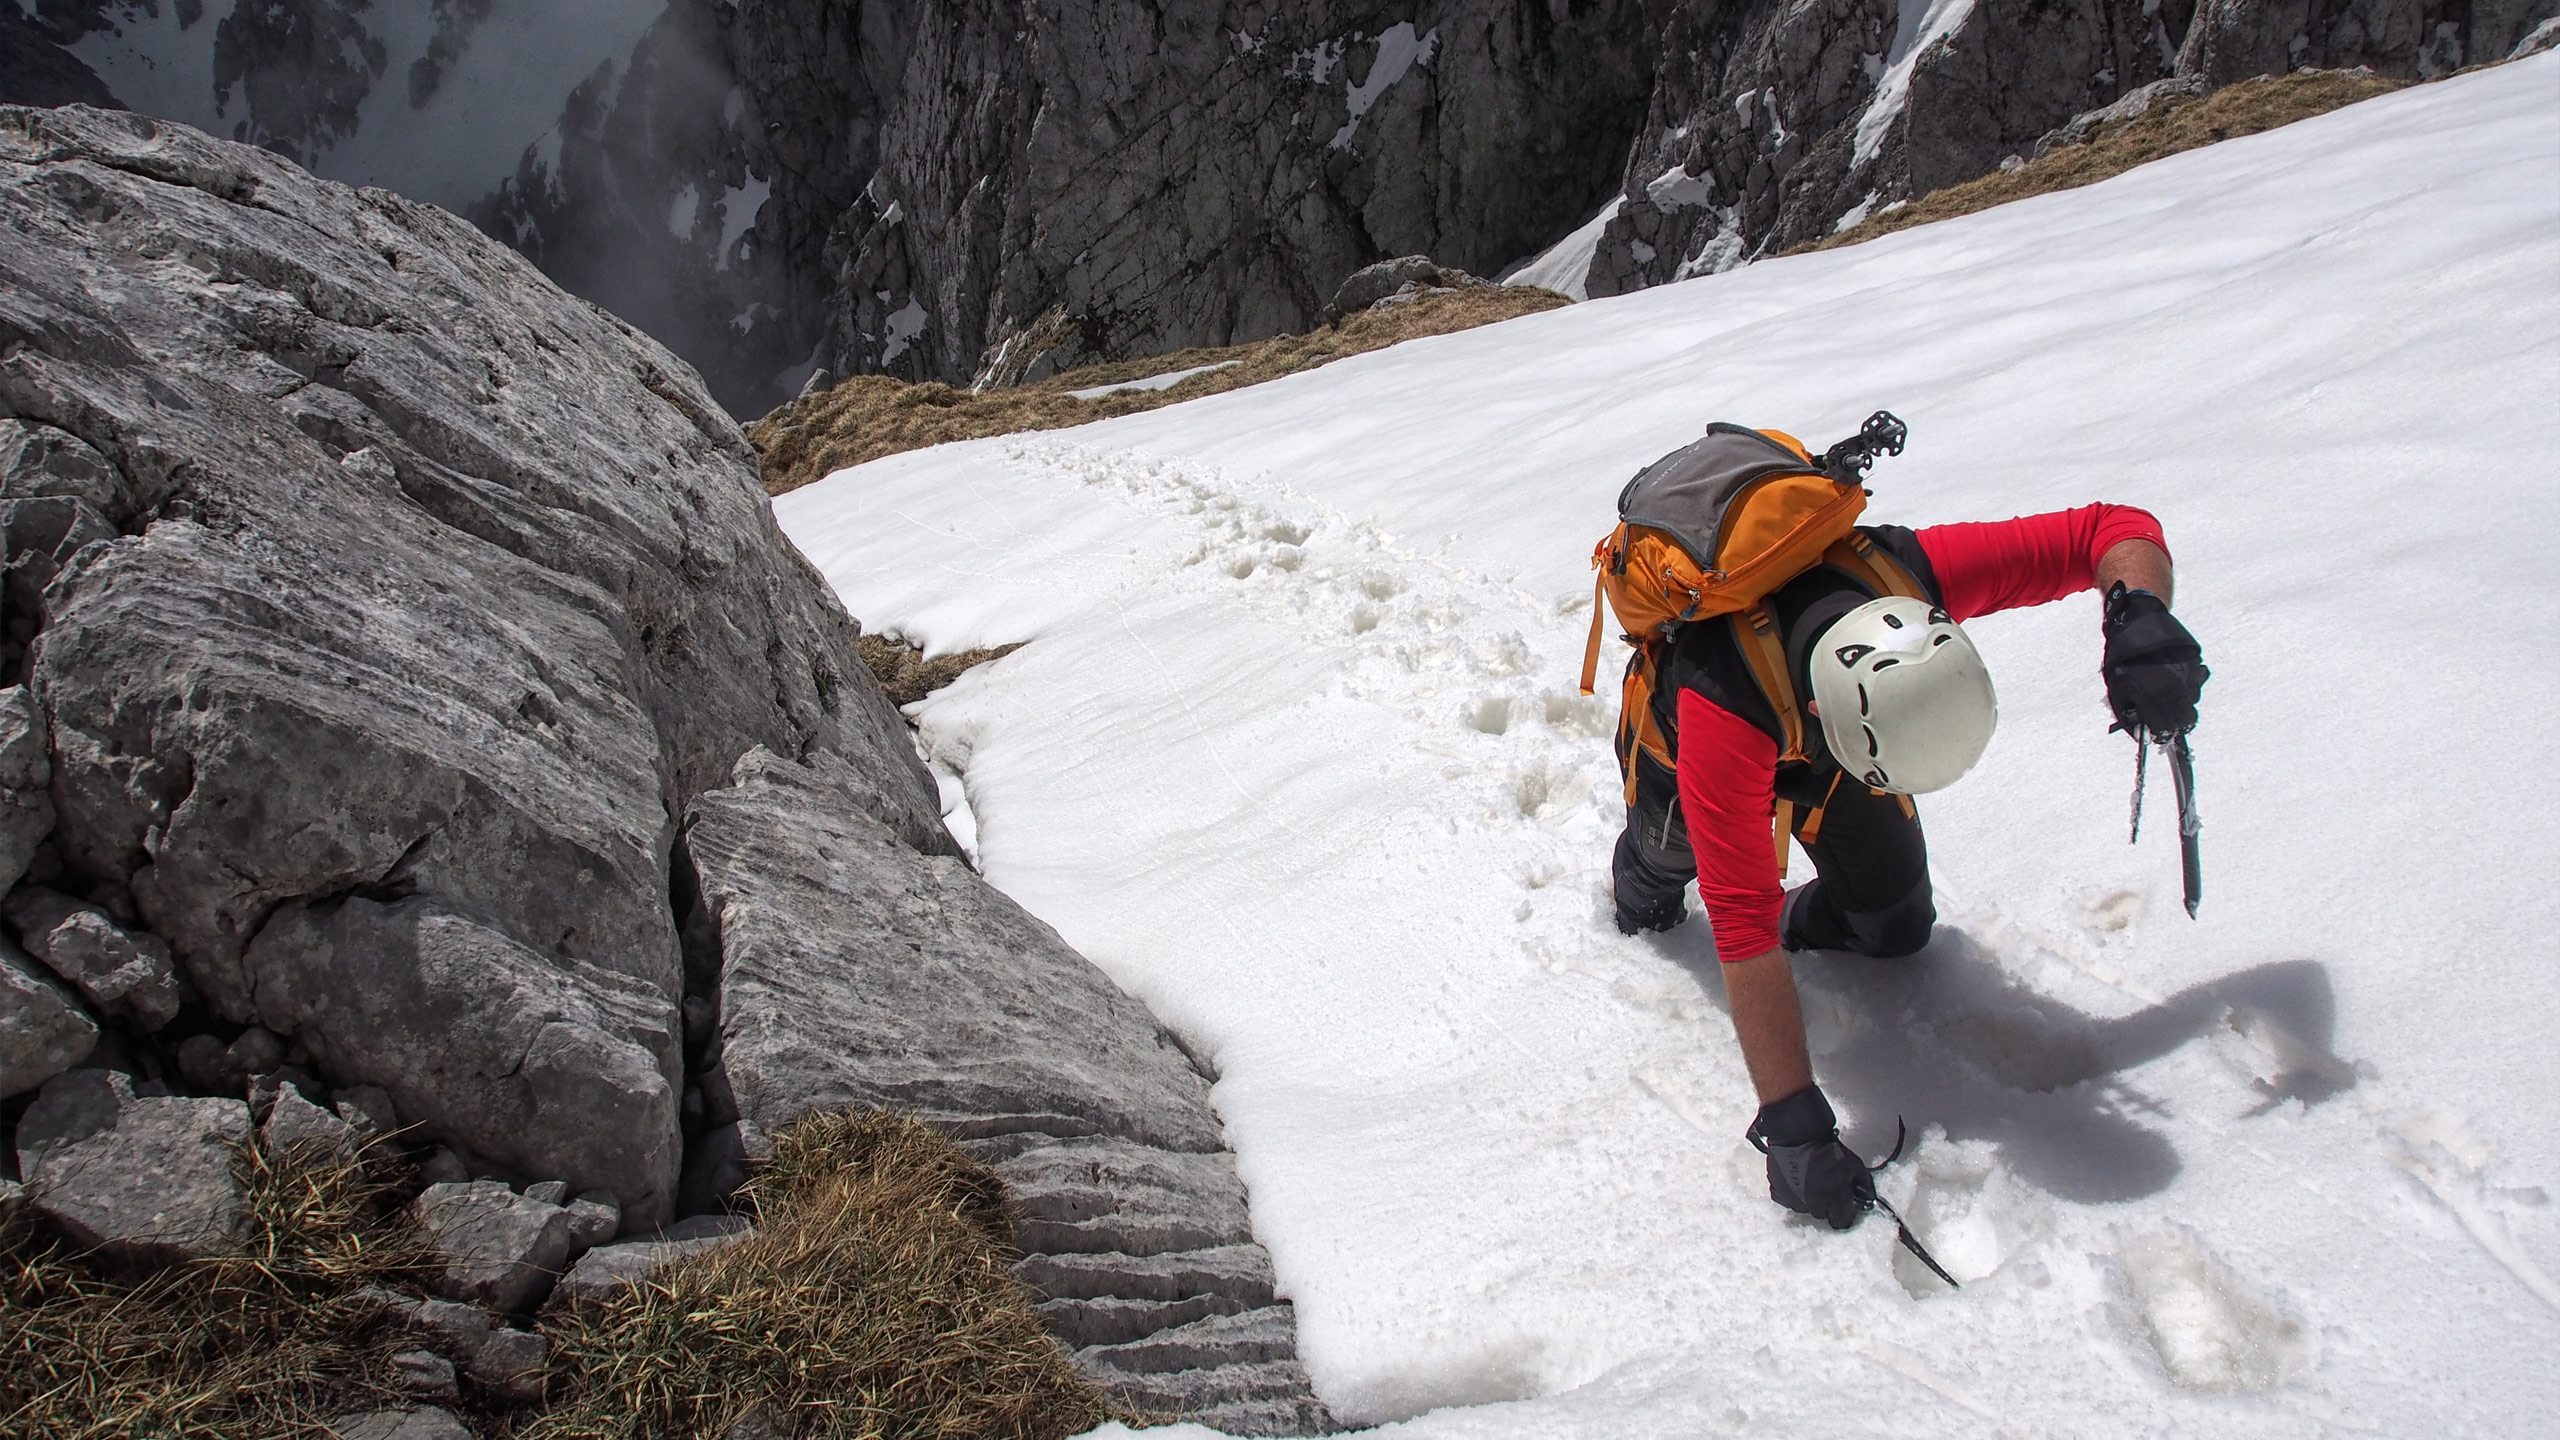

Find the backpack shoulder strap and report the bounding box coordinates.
[1735,603,1806,765]
[1827,530,1927,602]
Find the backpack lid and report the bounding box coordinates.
[1616,424,1827,568]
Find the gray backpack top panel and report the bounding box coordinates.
[1616,424,1816,567]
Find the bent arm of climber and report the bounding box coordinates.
[1916,504,2168,621]
[2094,536,2173,607]
[1724,945,1814,1104]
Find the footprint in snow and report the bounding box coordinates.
[2108,1226,2313,1391]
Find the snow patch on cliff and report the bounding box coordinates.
[1854,0,1981,170]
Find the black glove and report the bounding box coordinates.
[1614,891,1686,936]
[2102,583,2209,738]
[1746,1085,1874,1229]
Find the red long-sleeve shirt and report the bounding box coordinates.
[1677,504,2167,961]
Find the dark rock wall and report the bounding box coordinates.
[1581,0,2554,294]
[8,0,2550,408]
[823,1,1653,386]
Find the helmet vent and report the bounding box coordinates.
[1856,683,1870,716]
[1872,658,1900,671]
[1834,644,1874,666]
[1863,724,1880,758]
[1928,608,1950,625]
[1931,634,1951,647]
[1881,613,1905,630]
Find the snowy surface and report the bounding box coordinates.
[779,59,2560,1438]
[1069,362,1243,400]
[1500,196,1621,298]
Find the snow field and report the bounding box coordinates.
[780,55,2560,1438]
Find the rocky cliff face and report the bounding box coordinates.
[9,1,2549,414]
[1,105,1320,1418]
[1574,0,2556,295]
[822,1,1651,387]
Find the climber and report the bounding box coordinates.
[1585,418,2208,1228]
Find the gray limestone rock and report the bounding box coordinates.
[0,937,94,1097]
[471,1326,551,1404]
[173,1032,233,1095]
[390,1349,460,1403]
[16,1069,250,1263]
[332,1409,474,1440]
[6,890,183,1030]
[226,1026,287,1076]
[1,101,948,1227]
[1076,1310,1335,1436]
[550,1220,754,1306]
[0,687,53,895]
[334,1084,400,1140]
[247,895,682,1228]
[2033,77,2214,159]
[691,748,1220,1150]
[357,1284,548,1403]
[1324,256,1485,322]
[683,746,1326,1431]
[564,1191,621,1250]
[261,1081,359,1164]
[522,1179,569,1206]
[409,1180,574,1313]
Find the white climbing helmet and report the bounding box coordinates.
[1807,596,1997,794]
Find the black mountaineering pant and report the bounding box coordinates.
[1612,766,1936,959]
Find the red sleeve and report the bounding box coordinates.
[1914,504,2167,623]
[1675,688,1784,962]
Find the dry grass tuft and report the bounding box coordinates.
[1808,69,2409,255]
[532,1109,1112,1440]
[856,632,1026,709]
[0,1137,430,1440]
[751,284,1571,495]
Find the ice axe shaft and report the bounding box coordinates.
[2125,732,2202,917]
[2168,733,2201,918]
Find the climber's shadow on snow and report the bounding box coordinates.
[1667,929,2353,1204]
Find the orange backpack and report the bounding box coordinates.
[1579,418,1923,839]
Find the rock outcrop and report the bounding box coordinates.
[680,746,1331,1434]
[5,105,1330,1417]
[15,1069,251,1264]
[1,101,944,1229]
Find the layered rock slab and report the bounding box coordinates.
[0,104,947,1220]
[684,746,1331,1435]
[15,1069,249,1264]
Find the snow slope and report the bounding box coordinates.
[778,56,2560,1438]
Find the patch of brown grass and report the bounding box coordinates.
[0,1138,430,1440]
[532,1110,1112,1440]
[751,284,1571,495]
[1806,69,2409,255]
[856,632,1025,709]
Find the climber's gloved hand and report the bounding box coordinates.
[1614,890,1686,936]
[1746,1084,1874,1229]
[2102,583,2209,738]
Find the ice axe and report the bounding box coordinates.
[1850,1119,1961,1290]
[2127,730,2203,918]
